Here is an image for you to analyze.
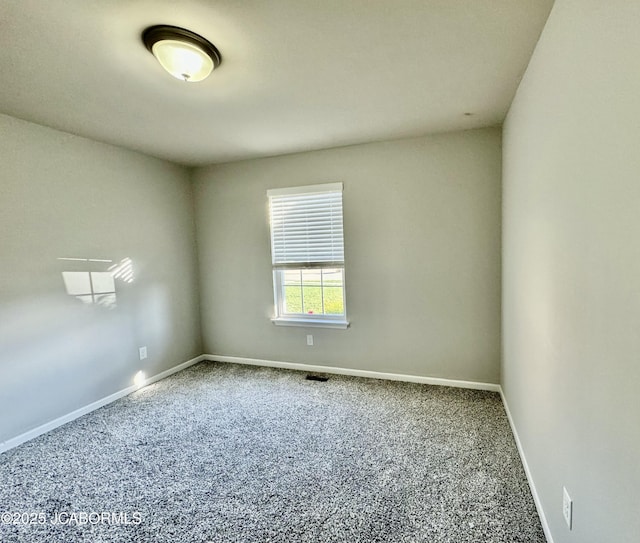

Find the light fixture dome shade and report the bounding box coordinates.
[142,25,221,82]
[151,40,213,82]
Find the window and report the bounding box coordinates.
[268,182,348,328]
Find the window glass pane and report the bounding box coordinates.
[323,287,344,314]
[301,269,323,314]
[302,268,322,286]
[322,268,342,286]
[283,269,302,285]
[322,268,344,315]
[302,286,323,315]
[284,285,302,314]
[279,267,346,318]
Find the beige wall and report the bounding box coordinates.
[0,114,202,444]
[194,128,502,383]
[502,1,640,542]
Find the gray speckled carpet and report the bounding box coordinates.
[0,361,545,542]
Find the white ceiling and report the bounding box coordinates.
[0,0,553,166]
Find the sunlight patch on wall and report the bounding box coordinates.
[133,370,146,388]
[109,257,134,283]
[58,257,134,309]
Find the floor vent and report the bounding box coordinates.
[305,375,329,382]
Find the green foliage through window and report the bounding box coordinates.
[282,268,344,315]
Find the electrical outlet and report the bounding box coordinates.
[306,334,313,346]
[562,487,573,529]
[139,346,147,360]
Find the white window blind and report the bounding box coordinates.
[268,183,344,269]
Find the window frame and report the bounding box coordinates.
[272,267,348,328]
[267,183,349,329]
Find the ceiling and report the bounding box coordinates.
[0,0,554,166]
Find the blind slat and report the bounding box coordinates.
[269,183,344,267]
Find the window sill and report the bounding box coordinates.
[271,317,350,329]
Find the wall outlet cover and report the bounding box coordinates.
[139,346,147,360]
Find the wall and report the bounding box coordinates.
[0,114,202,444]
[194,128,502,383]
[502,1,640,542]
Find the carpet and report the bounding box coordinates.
[0,361,545,542]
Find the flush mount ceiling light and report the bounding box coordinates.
[142,25,221,82]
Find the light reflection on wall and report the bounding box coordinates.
[109,257,134,283]
[133,370,146,388]
[59,257,134,309]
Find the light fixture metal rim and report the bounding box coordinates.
[142,24,221,69]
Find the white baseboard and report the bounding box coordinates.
[499,387,554,543]
[140,354,207,388]
[206,354,501,392]
[0,354,207,454]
